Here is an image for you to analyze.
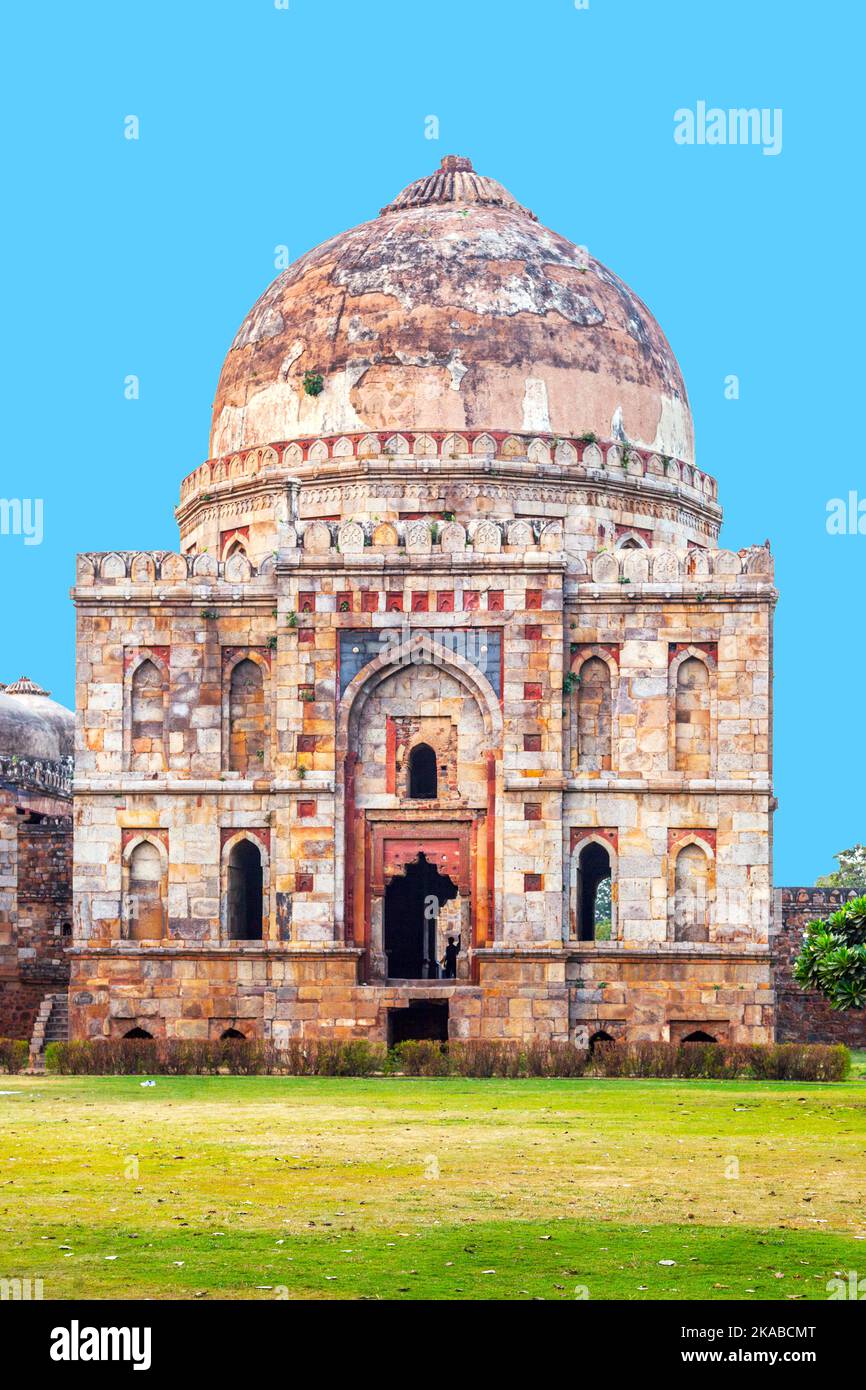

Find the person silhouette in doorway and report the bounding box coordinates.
[442,935,460,979]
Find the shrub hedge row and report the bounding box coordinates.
[38,1037,851,1082]
[0,1039,29,1073]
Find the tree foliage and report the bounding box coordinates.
[793,895,866,1011]
[816,843,866,893]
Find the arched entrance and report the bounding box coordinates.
[384,852,458,979]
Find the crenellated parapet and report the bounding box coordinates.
[0,752,73,798]
[581,544,774,590]
[74,549,275,589]
[295,515,565,558]
[177,432,718,511]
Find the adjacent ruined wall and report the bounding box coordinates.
[0,801,72,1039]
[772,887,866,1046]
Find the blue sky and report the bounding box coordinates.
[1,0,860,883]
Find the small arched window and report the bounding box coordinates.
[408,742,437,799]
[123,1027,153,1040]
[220,1028,246,1041]
[681,1029,717,1044]
[674,657,711,774]
[130,658,165,771]
[673,843,711,942]
[577,657,612,771]
[226,838,264,941]
[228,659,265,774]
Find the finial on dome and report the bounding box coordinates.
[4,675,51,697]
[380,156,536,220]
[439,154,474,172]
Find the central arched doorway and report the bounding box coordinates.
[384,852,459,979]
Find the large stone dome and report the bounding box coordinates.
[210,155,694,464]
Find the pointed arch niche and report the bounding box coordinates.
[569,644,618,775]
[121,831,168,942]
[124,648,169,772]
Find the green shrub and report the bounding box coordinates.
[314,1040,385,1076]
[391,1040,450,1076]
[34,1037,851,1082]
[0,1039,29,1073]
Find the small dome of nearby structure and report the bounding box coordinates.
[0,676,74,763]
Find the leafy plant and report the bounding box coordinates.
[793,895,866,1010]
[286,612,298,627]
[267,635,278,650]
[199,608,218,620]
[577,432,599,445]
[562,671,579,695]
[817,844,866,894]
[303,371,324,397]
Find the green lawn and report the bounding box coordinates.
[1,1074,864,1300]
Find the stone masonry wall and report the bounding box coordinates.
[0,810,72,1039]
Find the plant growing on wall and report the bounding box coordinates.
[793,896,866,1010]
[303,371,324,397]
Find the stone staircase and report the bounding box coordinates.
[29,992,69,1069]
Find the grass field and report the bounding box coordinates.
[1,1072,865,1300]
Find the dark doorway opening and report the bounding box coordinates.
[227,839,264,940]
[384,852,458,979]
[220,1028,245,1041]
[123,1027,153,1040]
[408,743,438,799]
[681,1029,717,1043]
[388,1000,449,1045]
[578,842,612,941]
[588,1029,615,1052]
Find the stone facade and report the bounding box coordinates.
[69,156,779,1046]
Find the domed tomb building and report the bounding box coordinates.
[71,156,775,1045]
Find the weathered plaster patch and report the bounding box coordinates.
[279,339,305,380]
[522,378,550,433]
[448,352,468,391]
